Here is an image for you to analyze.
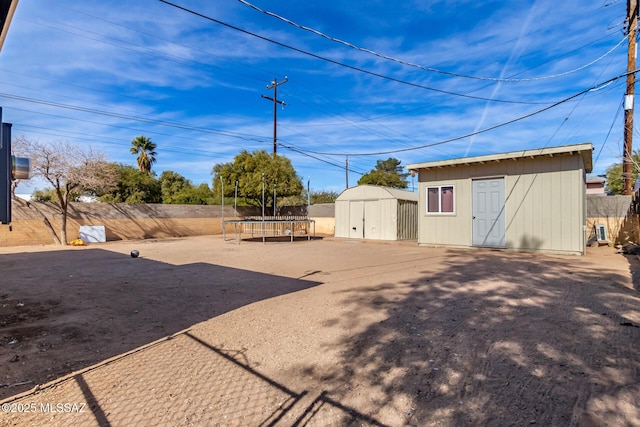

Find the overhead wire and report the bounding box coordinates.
[593,96,623,169]
[12,9,391,166]
[279,143,364,175]
[541,41,622,149]
[7,104,358,176]
[18,16,270,93]
[1,85,366,175]
[237,0,627,83]
[13,123,269,161]
[0,92,269,143]
[12,1,608,164]
[157,0,557,105]
[12,11,383,160]
[293,69,639,157]
[7,2,628,181]
[269,27,627,132]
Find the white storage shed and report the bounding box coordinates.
[334,185,418,240]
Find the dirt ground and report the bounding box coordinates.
[0,236,639,426]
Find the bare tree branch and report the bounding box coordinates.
[17,137,117,245]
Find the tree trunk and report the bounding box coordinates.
[60,196,69,246]
[60,208,68,245]
[56,185,70,246]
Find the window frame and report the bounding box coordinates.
[426,184,455,215]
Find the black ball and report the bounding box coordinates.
[130,250,139,258]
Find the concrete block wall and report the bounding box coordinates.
[0,201,336,247]
[586,195,635,244]
[4,196,636,247]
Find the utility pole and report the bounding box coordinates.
[345,155,349,189]
[624,0,638,195]
[262,77,288,156]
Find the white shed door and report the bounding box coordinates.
[472,178,505,247]
[349,201,364,238]
[364,200,381,239]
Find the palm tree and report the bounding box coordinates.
[130,135,157,173]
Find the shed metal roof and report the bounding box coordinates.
[407,143,593,173]
[336,185,418,202]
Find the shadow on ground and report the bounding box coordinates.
[230,236,324,244]
[0,248,320,400]
[297,250,640,426]
[4,329,391,427]
[625,253,640,292]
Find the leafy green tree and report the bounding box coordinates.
[358,157,409,189]
[169,183,215,205]
[159,170,192,203]
[310,190,339,204]
[159,171,214,204]
[605,150,640,194]
[32,188,55,202]
[99,164,161,203]
[277,194,307,207]
[212,150,303,208]
[32,188,76,202]
[130,135,157,173]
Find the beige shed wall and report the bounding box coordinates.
[416,154,586,255]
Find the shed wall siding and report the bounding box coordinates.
[334,200,351,238]
[417,154,585,254]
[364,200,381,239]
[397,200,418,240]
[379,199,395,240]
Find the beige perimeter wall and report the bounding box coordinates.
[0,201,335,247]
[416,153,586,255]
[585,195,636,244]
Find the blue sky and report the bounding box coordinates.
[0,0,630,194]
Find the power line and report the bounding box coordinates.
[8,2,627,182]
[13,1,592,161]
[278,138,369,174]
[297,70,639,157]
[279,143,364,175]
[594,96,624,169]
[20,12,272,89]
[27,2,608,137]
[10,111,363,176]
[15,10,419,156]
[157,0,555,106]
[12,123,250,159]
[237,0,628,83]
[0,92,268,143]
[7,106,270,155]
[295,31,628,127]
[13,10,437,155]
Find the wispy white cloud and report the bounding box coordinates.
[2,0,630,194]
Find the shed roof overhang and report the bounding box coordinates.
[407,143,593,173]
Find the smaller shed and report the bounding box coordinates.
[335,185,418,240]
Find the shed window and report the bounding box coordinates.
[427,185,454,214]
